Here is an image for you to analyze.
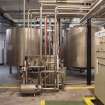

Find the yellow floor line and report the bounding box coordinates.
[0,87,19,89]
[0,85,94,90]
[40,99,45,105]
[83,97,95,105]
[65,85,95,90]
[40,97,95,105]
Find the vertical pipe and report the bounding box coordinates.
[31,13,33,29]
[40,4,43,58]
[58,18,60,47]
[30,13,33,55]
[35,17,37,27]
[54,7,57,56]
[28,10,30,28]
[57,19,60,89]
[45,16,47,55]
[87,18,92,85]
[49,17,51,55]
[55,7,59,89]
[44,16,47,88]
[27,10,30,56]
[54,7,57,88]
[23,0,26,27]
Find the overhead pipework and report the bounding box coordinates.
[80,0,105,23]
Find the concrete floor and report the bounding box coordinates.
[65,69,94,85]
[0,66,17,84]
[0,66,95,105]
[0,89,94,105]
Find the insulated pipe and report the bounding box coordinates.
[80,0,104,23]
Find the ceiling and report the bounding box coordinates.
[0,0,40,20]
[0,0,105,24]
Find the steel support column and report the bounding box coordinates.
[87,18,91,85]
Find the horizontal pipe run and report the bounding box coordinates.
[40,0,94,3]
[57,8,90,11]
[42,88,59,90]
[80,0,104,23]
[31,12,86,15]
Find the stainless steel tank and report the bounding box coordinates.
[6,27,40,66]
[64,25,99,68]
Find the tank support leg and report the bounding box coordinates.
[9,65,12,74]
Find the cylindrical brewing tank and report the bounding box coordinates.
[64,25,100,68]
[6,27,40,66]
